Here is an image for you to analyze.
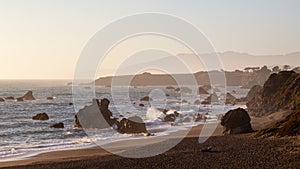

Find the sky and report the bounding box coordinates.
[0,0,299,79]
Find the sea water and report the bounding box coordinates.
[0,80,248,161]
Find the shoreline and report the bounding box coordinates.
[0,124,223,168]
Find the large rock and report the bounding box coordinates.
[221,108,253,134]
[247,71,300,116]
[50,122,64,128]
[245,85,262,101]
[32,113,49,120]
[116,116,148,134]
[75,98,149,135]
[75,99,116,129]
[225,93,237,105]
[17,91,36,101]
[255,110,300,137]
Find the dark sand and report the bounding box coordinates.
[1,115,299,169]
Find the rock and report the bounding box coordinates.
[166,86,175,90]
[68,102,73,105]
[75,99,116,129]
[50,122,64,128]
[198,87,209,94]
[32,113,49,120]
[247,71,300,116]
[221,108,253,134]
[165,93,170,97]
[0,98,4,102]
[74,115,82,128]
[174,88,180,92]
[116,116,148,134]
[140,96,152,101]
[161,109,180,122]
[194,100,201,105]
[225,93,237,105]
[245,85,262,101]
[139,103,144,107]
[201,92,218,104]
[5,96,14,100]
[16,97,23,102]
[47,96,54,100]
[255,110,300,137]
[22,91,35,100]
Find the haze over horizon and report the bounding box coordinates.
[0,0,299,79]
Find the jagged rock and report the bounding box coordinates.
[255,110,300,137]
[32,113,49,120]
[17,91,36,101]
[75,98,149,135]
[247,71,300,116]
[201,92,218,104]
[0,98,4,102]
[5,96,14,100]
[50,122,64,128]
[225,93,237,105]
[221,108,253,134]
[198,87,209,94]
[245,85,262,101]
[116,116,148,134]
[140,96,152,101]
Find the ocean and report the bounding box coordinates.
[0,80,248,161]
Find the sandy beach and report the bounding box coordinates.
[1,116,299,169]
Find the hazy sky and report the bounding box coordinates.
[0,0,299,79]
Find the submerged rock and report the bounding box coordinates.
[5,96,14,100]
[140,96,152,101]
[221,108,253,134]
[50,122,64,128]
[32,113,49,120]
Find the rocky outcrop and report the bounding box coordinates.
[75,98,149,135]
[17,91,36,101]
[32,113,49,120]
[247,71,300,117]
[140,96,152,101]
[255,110,300,137]
[0,98,4,102]
[245,85,262,101]
[201,92,218,104]
[221,108,253,134]
[198,87,209,94]
[50,122,64,128]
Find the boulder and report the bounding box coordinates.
[50,122,64,128]
[32,113,49,120]
[198,87,209,94]
[221,108,253,134]
[5,96,14,100]
[0,98,4,102]
[116,116,148,134]
[247,71,300,116]
[140,96,152,101]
